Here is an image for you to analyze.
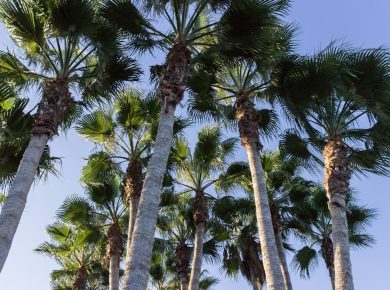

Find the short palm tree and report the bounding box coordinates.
[57,156,127,290]
[76,89,160,245]
[35,221,107,290]
[155,191,220,290]
[213,196,265,290]
[174,126,237,290]
[272,46,390,290]
[102,1,276,287]
[0,0,140,270]
[291,186,376,290]
[156,193,194,290]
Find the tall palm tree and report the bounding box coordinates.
[272,46,390,290]
[57,158,127,290]
[102,1,275,288]
[216,151,303,290]
[213,196,265,290]
[173,126,236,290]
[35,221,107,290]
[291,186,376,290]
[0,0,141,270]
[188,61,291,289]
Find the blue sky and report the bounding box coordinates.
[1,1,390,290]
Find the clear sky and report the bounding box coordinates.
[1,1,390,290]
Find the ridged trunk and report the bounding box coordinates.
[321,237,335,290]
[72,266,87,290]
[107,222,123,290]
[236,92,284,290]
[271,205,293,290]
[323,138,354,290]
[176,244,190,290]
[247,241,265,290]
[189,191,208,290]
[0,79,71,272]
[124,159,143,260]
[121,44,191,290]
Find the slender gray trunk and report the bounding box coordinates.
[275,230,293,290]
[109,254,120,290]
[121,106,176,290]
[0,134,49,272]
[245,141,285,290]
[188,223,205,290]
[125,197,140,260]
[329,200,353,290]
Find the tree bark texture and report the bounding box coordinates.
[247,242,265,290]
[72,266,87,290]
[275,230,293,290]
[176,244,190,290]
[236,92,285,290]
[189,191,208,290]
[124,159,143,260]
[321,237,335,290]
[270,205,293,290]
[121,44,191,290]
[323,139,354,290]
[0,79,71,272]
[107,222,123,290]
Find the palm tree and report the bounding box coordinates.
[76,89,160,247]
[216,151,303,290]
[272,46,390,290]
[0,0,141,270]
[35,221,107,290]
[155,193,194,290]
[102,1,275,287]
[187,61,291,290]
[213,196,265,290]
[76,89,190,269]
[173,126,236,290]
[57,157,127,290]
[291,186,376,290]
[0,97,60,188]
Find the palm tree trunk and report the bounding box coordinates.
[109,254,120,290]
[0,134,49,271]
[125,197,140,259]
[322,237,335,290]
[121,44,191,290]
[0,79,71,272]
[248,240,265,290]
[188,223,205,290]
[176,244,190,290]
[236,92,284,290]
[108,222,123,290]
[179,273,189,290]
[323,139,354,290]
[249,266,261,290]
[189,191,208,290]
[124,159,143,259]
[72,266,87,290]
[275,230,293,290]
